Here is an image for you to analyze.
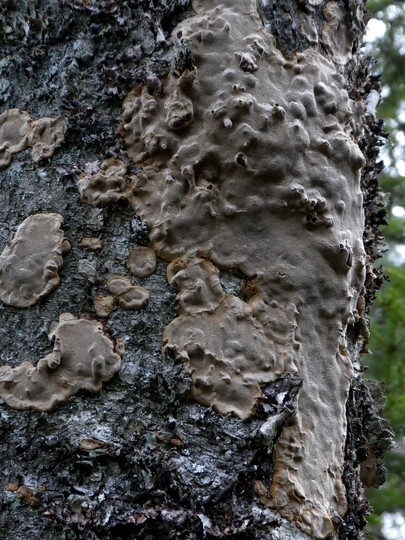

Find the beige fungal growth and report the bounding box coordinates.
[164,257,299,419]
[0,213,71,308]
[28,116,65,162]
[117,0,367,535]
[94,295,115,317]
[322,1,354,65]
[0,109,30,169]
[77,158,131,206]
[107,274,149,311]
[81,237,103,251]
[107,275,133,296]
[0,109,65,168]
[0,313,122,411]
[126,246,156,277]
[118,286,149,310]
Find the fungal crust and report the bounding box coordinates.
[0,213,71,307]
[0,313,122,411]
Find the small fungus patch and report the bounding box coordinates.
[107,274,149,311]
[94,294,115,317]
[77,158,131,206]
[0,213,71,308]
[126,246,156,278]
[0,109,65,168]
[118,286,149,310]
[107,275,133,296]
[28,116,65,163]
[81,237,103,251]
[0,108,30,169]
[0,313,122,411]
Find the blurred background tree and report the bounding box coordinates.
[363,1,405,538]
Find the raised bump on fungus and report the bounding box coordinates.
[0,313,122,411]
[0,109,65,169]
[0,213,71,308]
[117,0,366,536]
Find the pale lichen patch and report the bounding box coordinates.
[0,213,71,308]
[0,313,122,411]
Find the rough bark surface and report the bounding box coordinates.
[0,1,392,539]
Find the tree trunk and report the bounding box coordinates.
[0,1,393,539]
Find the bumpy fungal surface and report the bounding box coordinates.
[0,109,30,169]
[0,313,122,411]
[164,257,299,419]
[126,246,156,277]
[118,0,366,536]
[28,116,65,162]
[0,109,65,168]
[0,213,71,308]
[77,158,131,206]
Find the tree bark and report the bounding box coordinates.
[0,1,393,539]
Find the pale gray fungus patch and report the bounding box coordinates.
[117,0,365,536]
[0,313,122,411]
[0,109,65,168]
[0,213,71,308]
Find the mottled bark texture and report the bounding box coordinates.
[0,1,393,539]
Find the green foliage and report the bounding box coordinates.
[363,2,405,536]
